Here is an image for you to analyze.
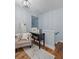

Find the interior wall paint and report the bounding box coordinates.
[43,30,55,49]
[38,8,63,48]
[15,2,63,48]
[15,5,32,33]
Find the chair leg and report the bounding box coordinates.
[30,45,31,48]
[39,41,40,49]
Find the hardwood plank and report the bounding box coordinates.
[15,48,31,59]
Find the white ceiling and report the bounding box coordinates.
[15,0,63,15]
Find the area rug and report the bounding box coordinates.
[23,45,54,59]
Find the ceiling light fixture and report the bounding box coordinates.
[23,0,31,8]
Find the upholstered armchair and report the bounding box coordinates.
[15,33,32,49]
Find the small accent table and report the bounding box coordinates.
[30,32,45,49]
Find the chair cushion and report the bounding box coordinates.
[21,33,28,40]
[21,33,32,40]
[15,33,20,38]
[15,33,21,41]
[16,39,31,44]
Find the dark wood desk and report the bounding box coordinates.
[30,32,45,49]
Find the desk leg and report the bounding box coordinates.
[43,39,45,48]
[39,40,40,49]
[43,34,45,48]
[34,39,35,42]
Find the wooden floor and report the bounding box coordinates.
[15,48,31,59]
[33,41,63,59]
[15,42,63,59]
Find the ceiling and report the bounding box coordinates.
[15,0,63,15]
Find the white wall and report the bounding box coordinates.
[38,8,63,48]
